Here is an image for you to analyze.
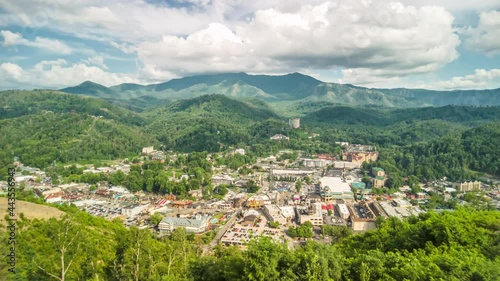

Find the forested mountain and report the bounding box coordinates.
[1,205,498,280]
[1,91,499,179]
[0,90,145,125]
[302,105,500,127]
[0,91,155,168]
[58,72,500,111]
[143,94,284,152]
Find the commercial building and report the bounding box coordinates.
[453,181,481,192]
[263,204,287,224]
[320,177,354,201]
[271,169,315,181]
[298,202,323,226]
[336,203,350,219]
[122,203,150,217]
[158,215,210,234]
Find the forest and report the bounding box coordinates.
[0,205,498,280]
[1,91,499,183]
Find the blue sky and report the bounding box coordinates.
[0,0,499,90]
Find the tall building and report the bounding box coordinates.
[453,181,481,192]
[289,118,300,129]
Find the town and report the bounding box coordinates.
[2,129,498,250]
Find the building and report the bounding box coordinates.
[234,148,245,155]
[301,158,330,168]
[263,204,287,224]
[158,215,210,234]
[298,202,323,226]
[122,204,149,217]
[188,189,203,199]
[142,146,154,154]
[453,181,481,192]
[343,152,379,164]
[241,214,257,227]
[271,169,315,181]
[373,176,386,188]
[337,203,350,219]
[372,167,385,177]
[270,134,289,141]
[320,177,354,201]
[289,118,300,129]
[45,193,63,204]
[211,175,235,186]
[246,195,270,208]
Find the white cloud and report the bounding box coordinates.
[464,10,500,55]
[430,69,500,90]
[137,1,460,82]
[82,56,108,70]
[1,0,497,89]
[0,60,143,89]
[0,62,24,79]
[1,30,72,54]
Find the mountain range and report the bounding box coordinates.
[60,72,500,113]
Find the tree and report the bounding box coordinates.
[150,213,163,226]
[295,180,302,192]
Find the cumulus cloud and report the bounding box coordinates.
[464,10,500,55]
[2,0,496,89]
[1,30,72,54]
[431,69,500,90]
[0,60,143,89]
[137,1,460,83]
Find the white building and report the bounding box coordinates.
[158,215,210,233]
[142,146,154,154]
[263,204,287,224]
[122,204,149,217]
[234,148,245,155]
[336,203,350,219]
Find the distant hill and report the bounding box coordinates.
[143,94,283,152]
[0,90,156,167]
[302,105,500,127]
[58,72,500,111]
[60,81,117,98]
[0,90,145,125]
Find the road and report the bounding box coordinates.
[201,208,241,253]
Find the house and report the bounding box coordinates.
[158,215,210,233]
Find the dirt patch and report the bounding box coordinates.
[0,197,64,225]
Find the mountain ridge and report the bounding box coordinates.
[56,72,500,111]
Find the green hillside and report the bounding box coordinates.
[1,205,498,280]
[144,94,283,152]
[0,90,156,168]
[0,90,145,125]
[302,105,500,127]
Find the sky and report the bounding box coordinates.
[0,0,499,90]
